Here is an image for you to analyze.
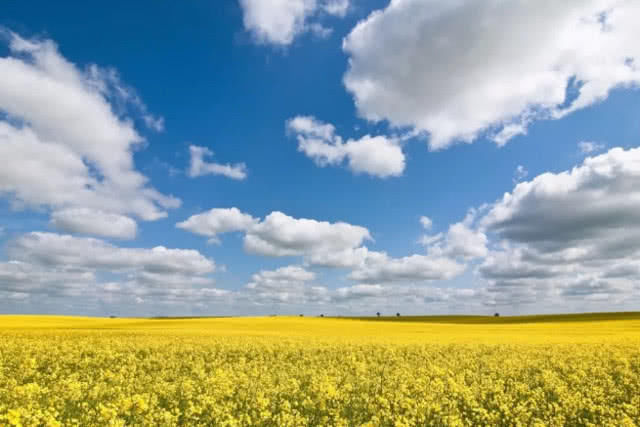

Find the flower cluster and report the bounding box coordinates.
[0,316,639,426]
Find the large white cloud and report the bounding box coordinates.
[239,265,480,313]
[0,232,227,311]
[177,208,472,284]
[187,145,248,180]
[239,0,350,46]
[343,0,640,149]
[176,207,257,243]
[99,276,229,308]
[287,116,405,178]
[332,284,479,309]
[178,208,372,263]
[481,147,640,247]
[244,211,372,258]
[0,31,179,235]
[0,260,97,297]
[348,251,465,283]
[477,147,640,308]
[439,222,488,261]
[243,265,328,304]
[419,214,488,261]
[9,232,215,275]
[50,208,137,239]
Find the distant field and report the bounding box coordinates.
[1,313,639,425]
[348,311,640,324]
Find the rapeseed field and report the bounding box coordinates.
[1,313,639,426]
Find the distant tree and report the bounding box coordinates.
[299,314,304,317]
[396,312,400,317]
[376,312,381,317]
[109,315,116,319]
[494,312,500,317]
[320,314,324,318]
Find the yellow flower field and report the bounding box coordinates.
[1,313,639,426]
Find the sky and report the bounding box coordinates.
[1,0,640,317]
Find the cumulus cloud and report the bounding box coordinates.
[287,115,405,178]
[0,260,97,297]
[238,0,350,46]
[100,276,230,308]
[50,208,137,239]
[419,212,488,261]
[348,251,466,283]
[0,232,227,311]
[176,207,257,244]
[244,265,328,304]
[332,284,480,309]
[177,207,476,286]
[178,208,372,266]
[477,147,640,308]
[238,265,481,313]
[343,0,640,149]
[245,211,371,259]
[439,222,488,260]
[306,246,371,268]
[9,232,215,275]
[481,147,640,247]
[187,145,248,180]
[0,31,179,237]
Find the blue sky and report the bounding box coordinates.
[2,0,640,317]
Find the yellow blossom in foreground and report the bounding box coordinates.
[1,313,639,426]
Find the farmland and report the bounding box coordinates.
[1,313,639,426]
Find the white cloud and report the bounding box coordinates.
[578,140,606,154]
[481,147,640,246]
[239,0,316,45]
[0,232,226,310]
[238,0,350,46]
[305,246,371,268]
[420,211,488,261]
[177,208,476,285]
[477,146,640,308]
[287,115,405,178]
[177,208,372,265]
[0,260,97,297]
[419,232,443,247]
[245,211,371,259]
[239,265,481,312]
[244,265,328,304]
[10,232,215,275]
[0,31,179,231]
[348,250,466,283]
[332,284,480,309]
[176,207,257,243]
[308,23,333,39]
[438,222,488,260]
[187,145,247,180]
[251,265,316,283]
[343,0,640,149]
[323,0,349,17]
[50,208,137,239]
[86,65,165,133]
